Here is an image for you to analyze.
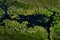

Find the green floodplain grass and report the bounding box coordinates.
[0,0,60,40]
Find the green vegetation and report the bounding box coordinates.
[0,0,60,40]
[0,8,5,18]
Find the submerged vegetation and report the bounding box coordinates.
[0,0,60,40]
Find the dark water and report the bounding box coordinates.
[0,1,58,40]
[0,14,49,27]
